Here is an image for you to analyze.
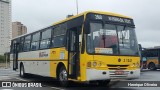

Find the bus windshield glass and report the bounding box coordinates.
[86,22,139,56]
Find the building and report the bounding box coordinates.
[0,0,11,55]
[12,22,27,38]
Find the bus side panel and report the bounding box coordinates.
[18,49,51,76]
[146,58,159,68]
[50,48,68,78]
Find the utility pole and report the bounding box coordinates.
[6,55,8,69]
[76,0,79,14]
[5,53,8,69]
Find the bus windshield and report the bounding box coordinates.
[86,22,139,56]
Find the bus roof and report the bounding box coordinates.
[11,25,52,40]
[53,10,132,26]
[12,11,132,40]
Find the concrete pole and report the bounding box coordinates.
[5,54,8,69]
[76,0,79,14]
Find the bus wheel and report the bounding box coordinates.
[149,63,156,70]
[20,64,26,78]
[97,80,110,87]
[58,66,68,87]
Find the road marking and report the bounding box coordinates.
[14,77,28,82]
[0,76,11,80]
[50,87,65,90]
[1,89,14,90]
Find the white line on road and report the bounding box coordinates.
[14,77,28,82]
[50,87,65,90]
[0,76,11,80]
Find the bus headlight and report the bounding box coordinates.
[93,62,97,67]
[136,62,140,67]
[87,62,91,67]
[131,63,135,67]
[87,61,102,68]
[98,62,102,67]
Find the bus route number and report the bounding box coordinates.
[123,59,132,62]
[95,15,102,20]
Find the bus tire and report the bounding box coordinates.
[148,63,156,70]
[58,66,68,87]
[20,64,26,78]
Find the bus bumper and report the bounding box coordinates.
[86,69,140,81]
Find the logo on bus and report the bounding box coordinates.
[118,58,121,62]
[117,66,121,70]
[39,51,48,57]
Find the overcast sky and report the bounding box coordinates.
[12,0,160,48]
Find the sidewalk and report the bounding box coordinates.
[0,68,18,76]
[0,63,10,69]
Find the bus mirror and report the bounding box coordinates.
[138,44,142,52]
[79,42,81,52]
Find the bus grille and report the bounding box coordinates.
[107,64,129,70]
[109,71,129,78]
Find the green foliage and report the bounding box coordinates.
[0,55,5,63]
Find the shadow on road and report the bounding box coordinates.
[141,69,160,72]
[20,74,135,90]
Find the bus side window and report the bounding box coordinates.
[52,36,65,48]
[40,28,51,49]
[31,32,40,50]
[23,35,31,52]
[19,37,24,52]
[52,24,66,48]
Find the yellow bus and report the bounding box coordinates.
[142,48,160,70]
[10,11,140,86]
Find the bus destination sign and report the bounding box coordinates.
[88,13,134,25]
[108,16,132,24]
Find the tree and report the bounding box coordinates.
[0,55,5,63]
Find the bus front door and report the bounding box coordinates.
[13,43,18,70]
[68,28,80,79]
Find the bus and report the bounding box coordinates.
[142,48,160,70]
[138,44,144,70]
[10,11,140,86]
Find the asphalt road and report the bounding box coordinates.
[0,68,160,90]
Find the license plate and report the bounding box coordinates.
[115,70,124,75]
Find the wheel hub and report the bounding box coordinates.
[59,70,67,81]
